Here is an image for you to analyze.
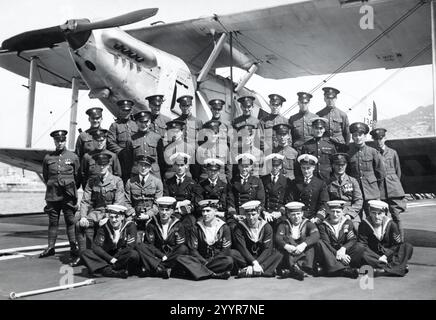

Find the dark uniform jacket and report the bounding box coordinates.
[175,113,203,143]
[316,106,350,147]
[143,216,186,258]
[125,174,163,217]
[202,119,231,144]
[91,220,137,263]
[347,143,386,200]
[318,218,357,254]
[151,113,171,139]
[272,145,298,180]
[300,137,337,181]
[228,175,265,214]
[163,175,203,216]
[290,176,329,220]
[275,218,320,249]
[199,178,229,213]
[107,118,137,154]
[75,128,97,160]
[378,146,405,199]
[259,113,289,150]
[80,149,121,189]
[261,174,293,212]
[358,216,403,259]
[196,140,231,181]
[231,114,260,130]
[289,111,317,149]
[234,219,274,263]
[129,129,163,177]
[231,144,265,177]
[190,218,232,262]
[79,173,127,220]
[161,139,198,180]
[42,149,80,202]
[327,174,363,219]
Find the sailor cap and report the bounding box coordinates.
[169,152,191,164]
[198,199,219,209]
[368,200,389,212]
[327,200,346,209]
[240,200,261,211]
[106,204,128,215]
[156,196,177,207]
[285,202,305,212]
[204,158,225,169]
[235,153,256,164]
[264,153,284,164]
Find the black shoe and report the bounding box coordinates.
[312,265,325,277]
[405,265,409,274]
[288,265,305,281]
[373,268,387,277]
[138,267,150,278]
[211,271,231,280]
[70,242,79,257]
[235,269,249,279]
[155,266,171,279]
[102,267,128,279]
[39,247,55,258]
[340,267,359,279]
[277,269,290,279]
[70,256,82,267]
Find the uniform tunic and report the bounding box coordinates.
[261,174,293,213]
[316,218,365,273]
[129,130,164,178]
[275,218,320,270]
[358,216,413,276]
[259,113,289,151]
[74,128,97,161]
[289,110,317,149]
[230,144,265,177]
[81,220,139,275]
[151,113,171,139]
[199,178,230,220]
[289,176,329,221]
[347,143,386,201]
[125,174,163,230]
[232,219,283,276]
[231,114,260,130]
[196,140,231,182]
[176,218,234,280]
[174,113,203,143]
[107,118,138,182]
[316,106,350,150]
[135,216,188,275]
[161,138,198,180]
[228,175,265,215]
[80,149,121,189]
[300,137,337,182]
[327,174,363,223]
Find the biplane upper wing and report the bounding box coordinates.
[127,0,431,78]
[0,148,51,175]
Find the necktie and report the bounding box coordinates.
[177,178,182,186]
[141,177,145,186]
[272,175,278,184]
[304,178,310,185]
[338,177,342,184]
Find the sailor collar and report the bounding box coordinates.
[239,219,268,243]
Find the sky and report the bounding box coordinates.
[0,0,432,149]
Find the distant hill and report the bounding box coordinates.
[376,105,434,139]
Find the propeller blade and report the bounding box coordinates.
[65,8,159,33]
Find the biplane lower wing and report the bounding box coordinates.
[0,148,51,175]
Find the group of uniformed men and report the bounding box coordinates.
[39,87,412,280]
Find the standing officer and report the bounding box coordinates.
[290,154,329,224]
[228,153,265,232]
[80,128,121,189]
[259,94,289,152]
[327,153,363,231]
[72,153,129,266]
[358,200,413,277]
[275,201,320,281]
[232,200,283,278]
[347,122,385,215]
[272,123,298,180]
[370,127,406,240]
[163,152,203,233]
[129,110,164,179]
[40,130,80,259]
[314,200,363,278]
[203,99,231,145]
[199,158,230,223]
[161,120,198,180]
[300,117,337,182]
[174,95,203,143]
[107,100,138,183]
[80,204,139,278]
[261,154,293,225]
[175,199,234,280]
[75,107,103,161]
[146,94,171,139]
[231,124,264,177]
[134,196,188,279]
[316,87,350,152]
[196,120,231,182]
[232,96,260,131]
[289,92,317,149]
[125,155,163,237]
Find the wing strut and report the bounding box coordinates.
[25,57,38,148]
[197,33,227,83]
[68,77,80,150]
[432,0,436,135]
[234,63,258,93]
